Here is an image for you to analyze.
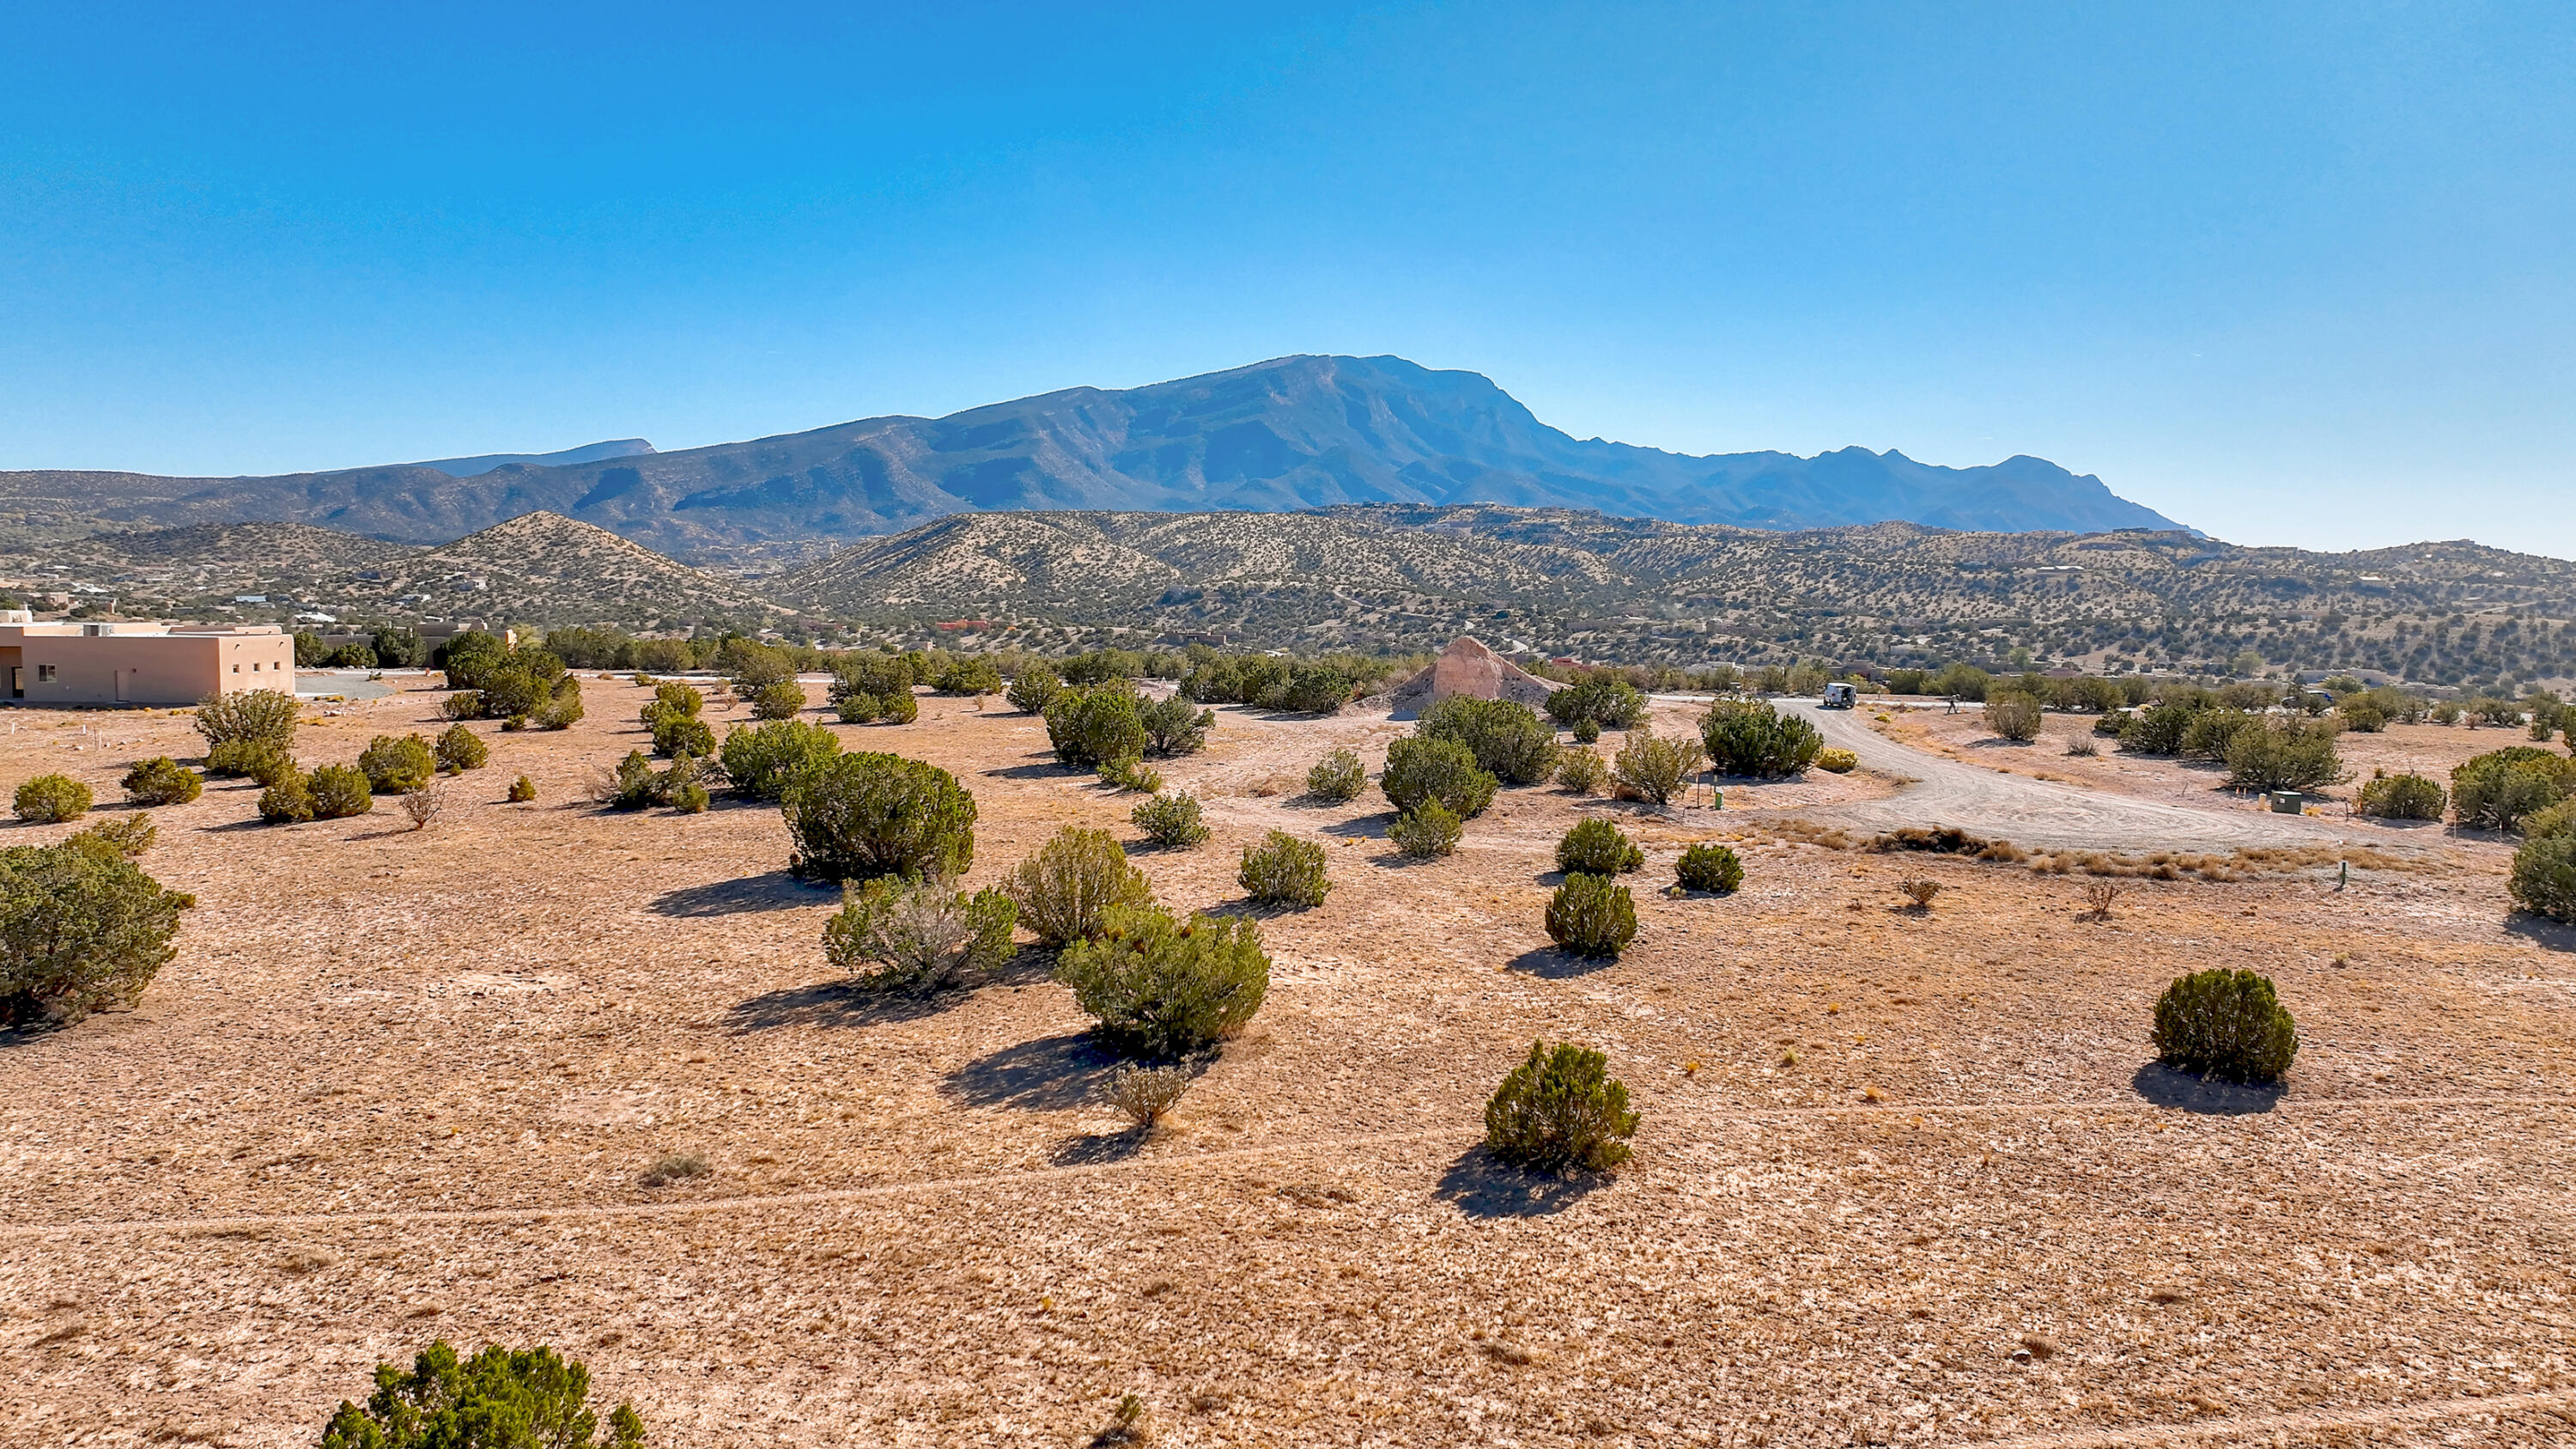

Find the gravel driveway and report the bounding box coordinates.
[1770,698,2378,853]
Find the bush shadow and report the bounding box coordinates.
[1049,1127,1150,1166]
[1320,815,1390,839]
[649,872,836,918]
[2504,914,2576,953]
[2130,1062,2285,1116]
[1504,946,1616,980]
[723,979,950,1033]
[1433,1147,1609,1219]
[984,762,1075,781]
[945,1031,1121,1112]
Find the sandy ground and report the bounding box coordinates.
[5,680,2575,1447]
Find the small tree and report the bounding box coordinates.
[935,656,1005,697]
[434,724,489,773]
[399,780,448,832]
[1005,661,1063,715]
[1139,695,1215,757]
[720,720,842,801]
[2152,968,2298,1084]
[1008,826,1153,947]
[1675,842,1743,893]
[2452,748,2576,831]
[317,1340,645,1449]
[781,752,978,883]
[652,714,716,758]
[1046,685,1150,770]
[308,764,374,819]
[1612,727,1704,806]
[1131,792,1210,849]
[750,679,808,720]
[1546,874,1637,958]
[1055,903,1269,1060]
[1699,700,1822,777]
[1419,696,1557,785]
[1388,801,1462,857]
[1983,691,2044,742]
[1556,749,1607,795]
[1546,676,1648,730]
[2223,719,2342,793]
[194,688,298,753]
[823,876,1018,991]
[1381,736,1498,819]
[1304,748,1365,802]
[2356,770,2445,820]
[14,775,93,824]
[121,758,203,807]
[1238,831,1331,907]
[359,734,437,795]
[2510,836,2576,922]
[1556,818,1643,875]
[0,841,191,1026]
[1483,1040,1637,1173]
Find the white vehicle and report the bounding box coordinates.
[1820,682,1858,709]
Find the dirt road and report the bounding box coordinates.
[1774,699,2381,853]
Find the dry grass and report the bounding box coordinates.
[0,677,2567,1447]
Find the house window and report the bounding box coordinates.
[35,665,57,682]
[252,662,261,672]
[232,664,241,673]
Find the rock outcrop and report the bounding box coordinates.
[1380,636,1556,716]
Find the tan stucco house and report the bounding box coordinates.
[0,615,296,705]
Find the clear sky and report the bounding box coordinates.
[3,2,2569,556]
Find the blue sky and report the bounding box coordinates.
[3,1,2569,555]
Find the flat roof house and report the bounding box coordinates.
[0,614,296,705]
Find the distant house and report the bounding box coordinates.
[0,614,295,704]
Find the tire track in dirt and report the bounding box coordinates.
[1967,1385,2576,1447]
[12,1093,2568,1240]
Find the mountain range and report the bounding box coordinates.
[0,356,2183,564]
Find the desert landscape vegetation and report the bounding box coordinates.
[8,629,2576,1446]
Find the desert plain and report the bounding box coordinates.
[4,678,2574,1447]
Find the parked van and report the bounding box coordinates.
[1820,682,1858,709]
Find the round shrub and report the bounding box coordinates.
[720,720,842,801]
[1675,842,1744,893]
[1132,791,1210,849]
[832,691,878,723]
[1055,903,1270,1060]
[1140,695,1216,757]
[641,680,702,725]
[2338,700,2390,734]
[824,875,1018,991]
[2180,707,2262,762]
[2452,747,2576,832]
[206,738,284,778]
[434,724,489,772]
[671,780,710,813]
[1305,747,1366,802]
[1546,676,1648,731]
[781,752,977,884]
[1239,830,1331,907]
[2510,835,2576,922]
[258,773,316,823]
[319,1340,645,1449]
[68,814,156,859]
[14,774,92,824]
[1,841,191,1026]
[1483,1040,1637,1174]
[1814,747,1859,774]
[1382,736,1498,819]
[1045,685,1149,770]
[1556,748,1607,795]
[1388,801,1462,857]
[875,688,920,725]
[193,688,298,753]
[1571,717,1601,745]
[308,764,374,819]
[2356,770,2445,820]
[1100,757,1163,794]
[357,734,435,794]
[440,690,486,721]
[1008,825,1153,947]
[507,774,538,803]
[1419,696,1558,785]
[653,714,716,758]
[1611,727,1704,806]
[1556,817,1643,875]
[1546,873,1637,958]
[2118,700,2201,755]
[750,679,808,720]
[2223,719,2342,793]
[1005,661,1063,715]
[935,656,1005,697]
[1699,700,1823,778]
[2152,968,2298,1084]
[1983,691,2044,742]
[121,758,203,807]
[534,679,586,730]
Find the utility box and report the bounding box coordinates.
[2269,790,2305,813]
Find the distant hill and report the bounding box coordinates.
[783,505,2576,689]
[411,439,656,478]
[349,512,781,627]
[0,356,2183,563]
